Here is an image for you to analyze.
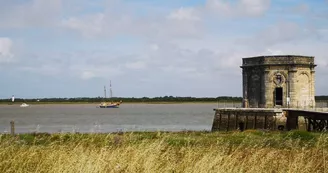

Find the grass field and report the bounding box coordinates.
[0,130,327,173]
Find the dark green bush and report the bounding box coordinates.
[283,130,316,141]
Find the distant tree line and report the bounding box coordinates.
[0,96,243,103]
[315,96,328,101]
[1,95,328,103]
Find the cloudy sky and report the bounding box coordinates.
[0,0,328,98]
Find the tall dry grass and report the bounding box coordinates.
[0,130,327,173]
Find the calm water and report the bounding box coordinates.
[0,103,219,133]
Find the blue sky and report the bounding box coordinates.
[0,0,328,98]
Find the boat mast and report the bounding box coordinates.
[109,80,113,98]
[104,86,107,98]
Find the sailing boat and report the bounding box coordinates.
[98,81,122,108]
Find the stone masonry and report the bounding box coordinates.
[240,55,316,108]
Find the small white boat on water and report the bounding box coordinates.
[20,103,29,107]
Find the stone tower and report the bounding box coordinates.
[240,55,316,108]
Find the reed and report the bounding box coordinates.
[0,130,327,173]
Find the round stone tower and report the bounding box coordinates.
[240,55,316,108]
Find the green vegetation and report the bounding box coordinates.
[1,131,328,172]
[316,95,328,100]
[0,96,243,104]
[1,95,328,104]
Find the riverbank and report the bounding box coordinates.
[0,101,226,105]
[0,130,326,173]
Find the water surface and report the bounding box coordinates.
[0,103,219,133]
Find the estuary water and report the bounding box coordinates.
[0,103,223,133]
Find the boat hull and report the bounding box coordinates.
[20,103,29,107]
[99,105,119,108]
[98,100,122,108]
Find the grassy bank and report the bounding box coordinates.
[0,130,327,173]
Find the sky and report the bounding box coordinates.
[0,0,328,98]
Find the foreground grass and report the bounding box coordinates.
[0,130,327,173]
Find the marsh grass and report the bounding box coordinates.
[0,130,327,173]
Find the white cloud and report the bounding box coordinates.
[80,71,96,80]
[150,44,159,51]
[125,61,147,70]
[258,22,302,45]
[61,8,203,41]
[0,0,62,28]
[205,0,232,15]
[205,0,271,17]
[290,3,309,14]
[238,21,318,49]
[0,38,14,63]
[238,0,271,16]
[20,65,62,76]
[167,7,201,21]
[71,65,124,80]
[61,14,118,38]
[2,0,328,97]
[58,0,272,42]
[267,49,283,55]
[61,13,106,38]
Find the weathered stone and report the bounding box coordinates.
[240,55,316,108]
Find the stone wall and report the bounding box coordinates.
[242,55,315,66]
[211,108,284,131]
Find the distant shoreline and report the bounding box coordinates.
[2,100,327,105]
[0,101,236,105]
